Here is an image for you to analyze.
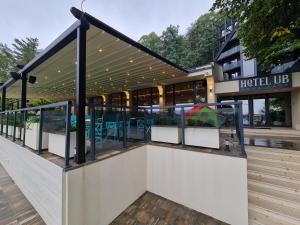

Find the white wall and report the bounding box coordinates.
[64,145,248,225]
[0,136,63,225]
[64,147,147,225]
[215,80,239,94]
[147,145,248,225]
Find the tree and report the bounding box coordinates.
[160,25,186,67]
[185,12,225,68]
[139,32,163,55]
[0,38,40,82]
[211,0,300,69]
[0,44,15,82]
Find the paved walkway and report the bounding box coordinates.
[0,164,45,225]
[111,192,227,225]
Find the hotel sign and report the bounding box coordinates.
[239,74,292,92]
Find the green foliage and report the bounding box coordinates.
[138,12,225,68]
[185,12,224,68]
[211,0,300,69]
[139,32,163,55]
[29,98,53,107]
[0,38,40,82]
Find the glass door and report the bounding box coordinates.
[253,98,266,126]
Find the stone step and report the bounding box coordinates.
[246,146,300,155]
[249,190,300,220]
[248,163,300,181]
[249,204,300,225]
[247,150,300,163]
[248,170,300,190]
[247,156,300,172]
[248,180,300,204]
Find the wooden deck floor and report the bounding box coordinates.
[111,192,228,225]
[0,163,45,225]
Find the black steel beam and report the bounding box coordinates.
[1,87,6,134]
[75,23,89,164]
[20,74,27,108]
[70,7,188,73]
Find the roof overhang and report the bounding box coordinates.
[4,7,189,101]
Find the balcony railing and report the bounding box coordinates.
[218,46,240,61]
[223,60,241,72]
[0,101,246,169]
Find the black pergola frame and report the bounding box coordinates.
[0,7,188,164]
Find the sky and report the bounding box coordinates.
[0,0,214,49]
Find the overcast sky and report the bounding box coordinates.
[0,0,214,49]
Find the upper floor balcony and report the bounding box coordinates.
[218,45,240,61]
[223,60,241,72]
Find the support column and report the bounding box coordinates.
[76,23,88,164]
[20,74,27,108]
[157,85,165,107]
[1,87,6,134]
[206,76,216,104]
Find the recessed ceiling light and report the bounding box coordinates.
[162,71,166,74]
[44,76,48,80]
[127,72,130,76]
[129,59,134,63]
[172,74,175,77]
[98,48,103,52]
[88,74,91,78]
[74,61,77,65]
[149,66,152,70]
[57,70,61,73]
[105,68,109,72]
[109,77,112,81]
[142,76,145,79]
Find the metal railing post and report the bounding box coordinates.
[122,107,127,149]
[22,111,27,147]
[0,113,3,135]
[5,112,9,138]
[237,102,246,157]
[181,106,186,149]
[64,101,71,168]
[143,108,147,143]
[90,101,96,161]
[38,109,44,155]
[13,111,16,141]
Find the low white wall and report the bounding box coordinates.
[146,145,248,225]
[0,136,63,225]
[64,146,147,225]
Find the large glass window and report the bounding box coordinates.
[194,80,207,103]
[174,82,194,104]
[132,87,159,107]
[109,92,126,107]
[269,93,291,126]
[253,98,266,126]
[165,85,174,106]
[165,80,207,106]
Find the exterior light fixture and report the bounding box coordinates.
[28,75,37,84]
[209,87,213,93]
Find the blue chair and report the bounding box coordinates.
[106,122,118,140]
[95,122,104,141]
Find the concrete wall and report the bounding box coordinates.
[64,145,248,225]
[206,76,216,103]
[291,88,300,130]
[147,145,248,225]
[0,136,63,225]
[292,72,300,88]
[64,147,147,225]
[215,80,239,94]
